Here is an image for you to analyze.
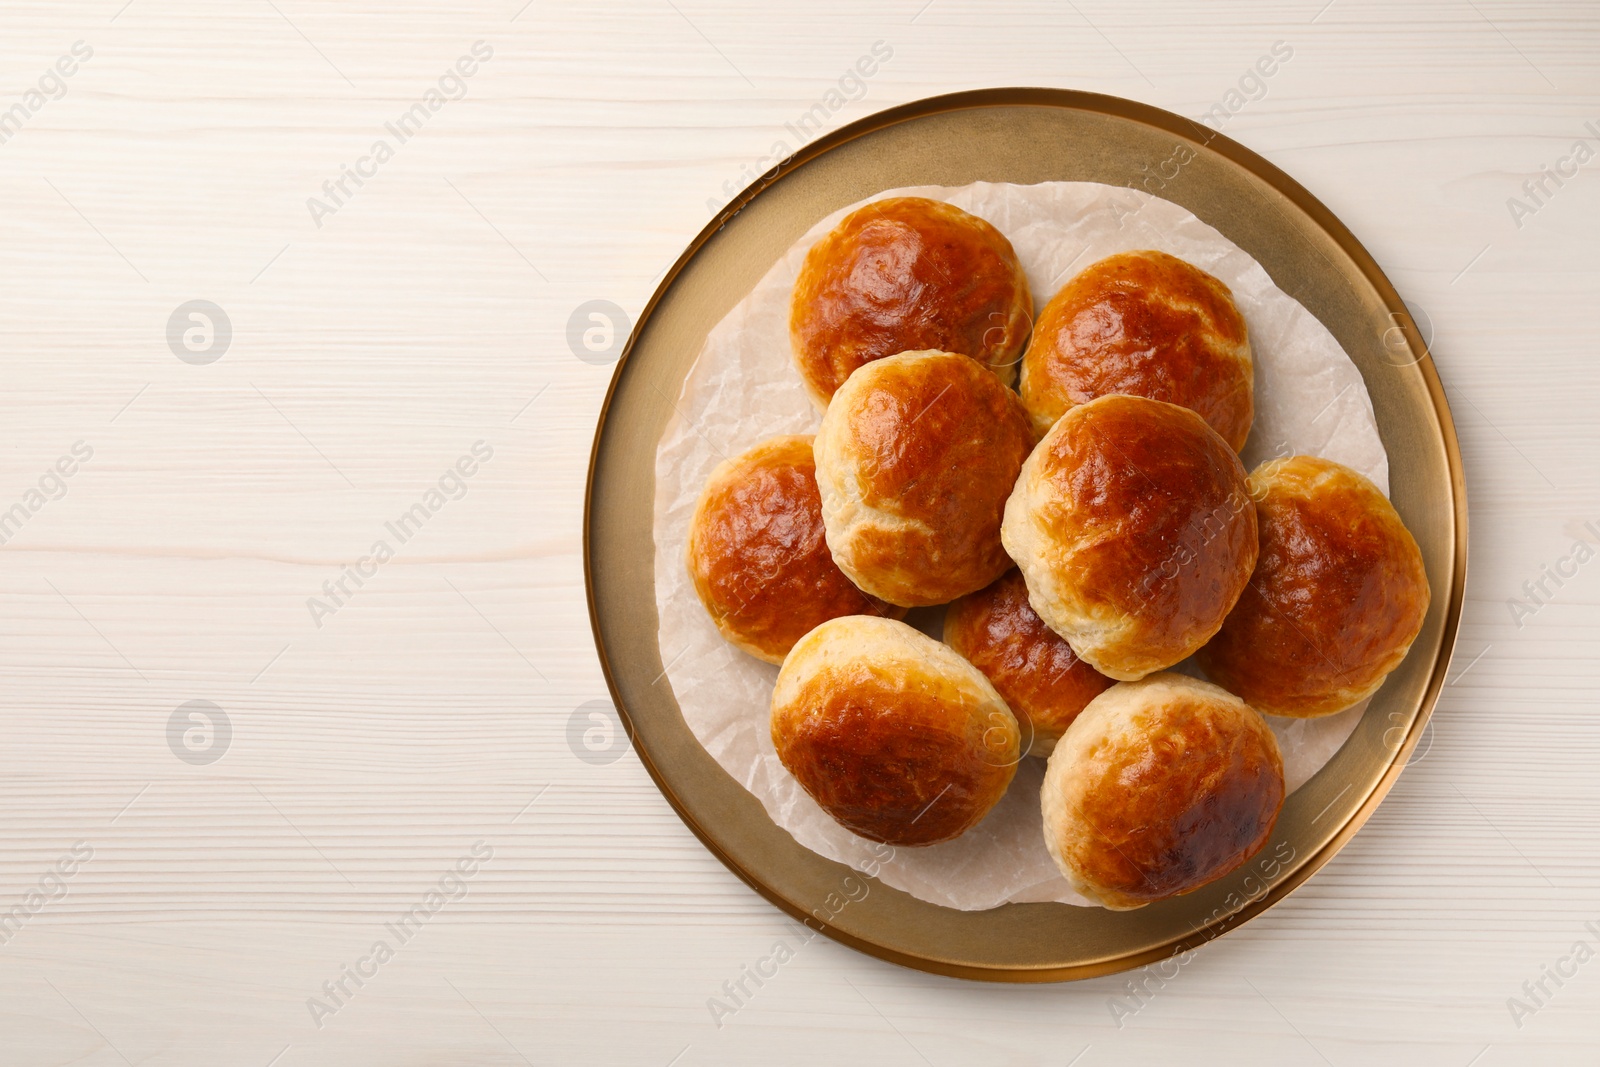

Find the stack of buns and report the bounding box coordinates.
[686,196,1430,910]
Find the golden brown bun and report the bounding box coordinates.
[771,616,1020,846]
[686,436,904,664]
[943,569,1114,757]
[814,350,1035,607]
[1041,673,1285,910]
[1196,455,1430,717]
[790,196,1032,406]
[1001,394,1257,680]
[1020,250,1253,449]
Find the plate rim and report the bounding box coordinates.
[583,86,1469,982]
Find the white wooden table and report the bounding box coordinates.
[0,1,1595,1063]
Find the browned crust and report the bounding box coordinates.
[790,196,1032,404]
[1020,250,1253,449]
[944,569,1114,755]
[772,630,1018,846]
[1062,686,1284,908]
[1029,394,1257,676]
[825,351,1036,606]
[1196,455,1431,717]
[686,436,902,663]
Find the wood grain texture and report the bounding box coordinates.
[0,0,1596,1063]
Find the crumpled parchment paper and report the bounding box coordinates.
[652,181,1388,910]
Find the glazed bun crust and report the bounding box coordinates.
[1041,673,1285,910]
[1197,455,1431,718]
[771,616,1020,846]
[790,196,1032,405]
[687,436,903,664]
[815,350,1035,607]
[1001,394,1257,680]
[1020,250,1253,450]
[943,569,1114,757]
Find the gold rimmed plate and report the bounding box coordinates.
[584,88,1466,982]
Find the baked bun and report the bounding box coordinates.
[943,569,1114,757]
[1197,455,1430,717]
[1019,250,1253,449]
[1041,672,1285,910]
[815,350,1035,607]
[1001,393,1256,680]
[687,436,903,664]
[790,196,1032,406]
[771,616,1020,846]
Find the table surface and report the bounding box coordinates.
[1,1,1596,1064]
